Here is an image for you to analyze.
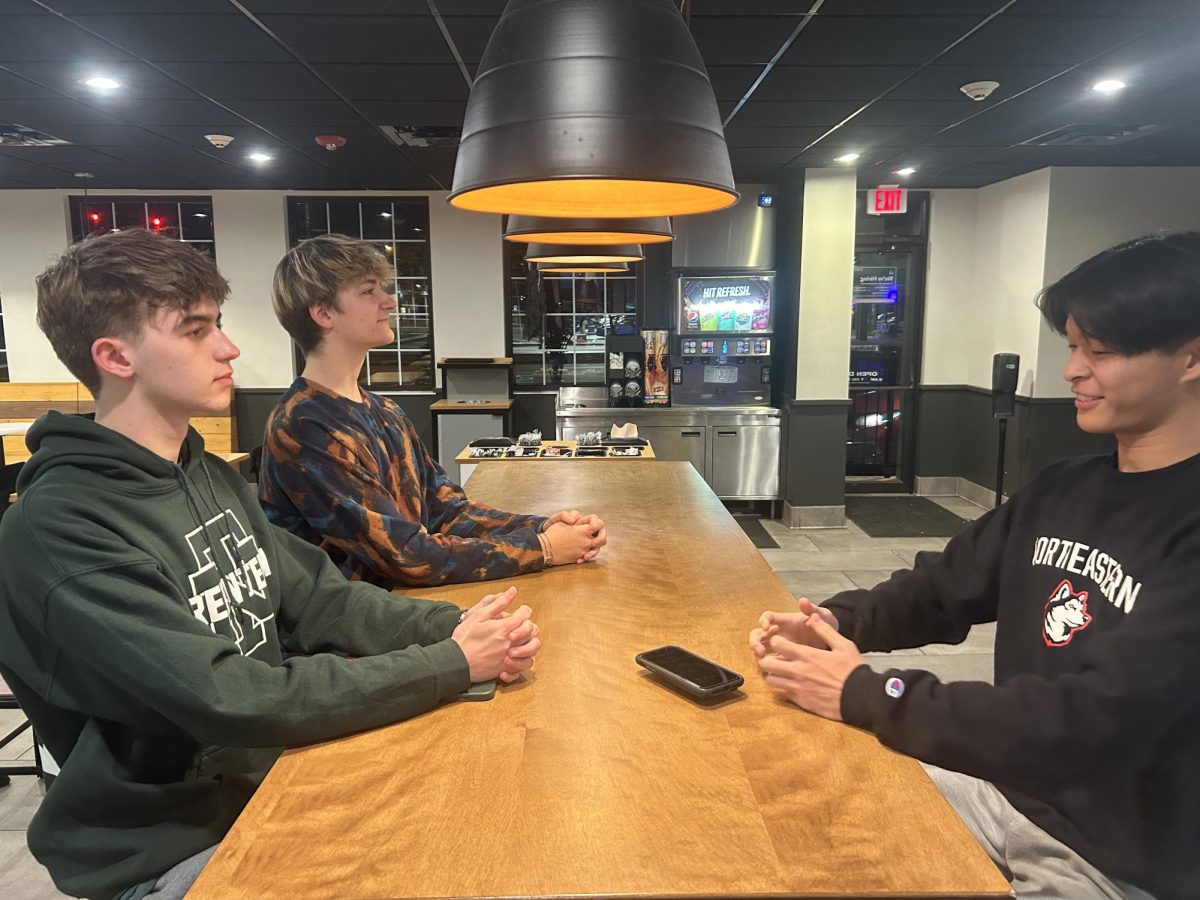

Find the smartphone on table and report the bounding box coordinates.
[635,645,744,700]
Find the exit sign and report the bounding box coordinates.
[868,185,908,215]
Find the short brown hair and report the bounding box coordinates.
[36,229,230,394]
[271,234,393,353]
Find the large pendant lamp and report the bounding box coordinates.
[505,215,674,246]
[536,262,630,274]
[449,0,738,218]
[525,243,643,264]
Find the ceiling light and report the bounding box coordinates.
[193,213,208,218]
[894,167,916,176]
[448,0,737,218]
[536,262,630,274]
[835,152,860,163]
[80,76,121,90]
[379,211,392,218]
[1092,79,1126,95]
[248,152,273,163]
[525,243,644,264]
[504,215,674,245]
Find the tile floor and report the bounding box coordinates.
[0,494,991,896]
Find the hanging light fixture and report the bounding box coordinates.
[536,262,630,274]
[449,0,738,218]
[504,215,674,245]
[525,243,643,264]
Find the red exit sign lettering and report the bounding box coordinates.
[868,185,908,215]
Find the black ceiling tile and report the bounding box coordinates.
[431,0,505,13]
[111,98,247,127]
[1006,0,1194,15]
[69,14,293,62]
[706,66,764,103]
[0,14,131,62]
[728,99,861,127]
[0,174,35,187]
[690,17,804,66]
[241,1,429,12]
[938,15,1168,67]
[891,65,1063,101]
[255,15,454,64]
[850,100,983,129]
[440,17,500,66]
[727,147,806,169]
[723,125,829,148]
[826,124,945,147]
[783,16,985,66]
[355,100,468,126]
[920,121,1040,146]
[221,99,367,129]
[753,65,917,102]
[690,1,813,16]
[45,124,179,147]
[313,64,469,101]
[0,98,125,127]
[43,1,235,12]
[890,173,996,187]
[157,63,337,101]
[0,154,79,182]
[0,70,60,100]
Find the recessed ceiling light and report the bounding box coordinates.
[894,167,916,176]
[248,152,273,163]
[193,213,208,218]
[80,76,121,90]
[835,152,861,163]
[1092,79,1126,94]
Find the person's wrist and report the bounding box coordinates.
[538,531,554,565]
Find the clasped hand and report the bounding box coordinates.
[453,586,541,684]
[543,509,607,565]
[748,597,865,721]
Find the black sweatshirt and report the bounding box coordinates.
[828,451,1200,900]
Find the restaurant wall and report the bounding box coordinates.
[0,188,504,389]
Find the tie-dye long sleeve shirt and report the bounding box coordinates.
[258,378,548,588]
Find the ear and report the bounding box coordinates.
[91,336,136,382]
[308,303,336,332]
[1054,582,1070,602]
[1179,337,1200,384]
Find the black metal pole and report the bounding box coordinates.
[995,417,1008,508]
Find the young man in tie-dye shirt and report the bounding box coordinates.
[259,234,606,589]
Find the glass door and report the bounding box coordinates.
[847,245,925,488]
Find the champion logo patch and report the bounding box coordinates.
[884,677,905,699]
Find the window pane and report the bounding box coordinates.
[114,201,146,230]
[0,350,8,383]
[288,200,328,241]
[0,312,6,347]
[400,352,433,388]
[328,201,360,238]
[146,202,178,237]
[391,243,429,278]
[180,203,213,241]
[608,278,636,313]
[392,200,427,239]
[361,202,392,240]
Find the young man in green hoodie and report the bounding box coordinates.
[0,228,542,900]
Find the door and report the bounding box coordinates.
[711,426,780,499]
[637,425,707,480]
[847,245,925,488]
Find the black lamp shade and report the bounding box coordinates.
[525,243,644,264]
[536,261,630,274]
[504,215,674,245]
[449,0,738,218]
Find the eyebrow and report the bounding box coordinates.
[176,312,219,330]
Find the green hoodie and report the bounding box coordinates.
[0,412,471,899]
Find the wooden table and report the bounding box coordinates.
[189,462,1009,899]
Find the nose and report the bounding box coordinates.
[215,329,241,361]
[1062,347,1087,384]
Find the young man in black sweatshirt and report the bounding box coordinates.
[751,231,1200,900]
[0,228,542,900]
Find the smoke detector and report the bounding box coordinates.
[959,80,1000,102]
[205,134,234,149]
[315,134,347,151]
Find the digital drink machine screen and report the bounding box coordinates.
[679,275,773,334]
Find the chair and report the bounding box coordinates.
[0,676,43,786]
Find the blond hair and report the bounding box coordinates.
[271,234,393,353]
[36,229,230,394]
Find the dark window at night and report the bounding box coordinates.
[505,241,639,387]
[69,196,216,257]
[286,197,434,391]
[0,291,7,382]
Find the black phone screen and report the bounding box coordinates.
[639,646,739,689]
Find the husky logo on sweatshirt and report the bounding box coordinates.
[1043,579,1092,647]
[183,509,275,656]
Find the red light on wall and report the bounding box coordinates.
[867,185,908,216]
[89,212,101,222]
[151,216,163,228]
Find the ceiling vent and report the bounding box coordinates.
[0,124,71,147]
[379,125,461,149]
[1021,123,1168,147]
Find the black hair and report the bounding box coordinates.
[1037,230,1200,355]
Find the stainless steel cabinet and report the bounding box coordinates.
[710,425,780,500]
[636,425,707,477]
